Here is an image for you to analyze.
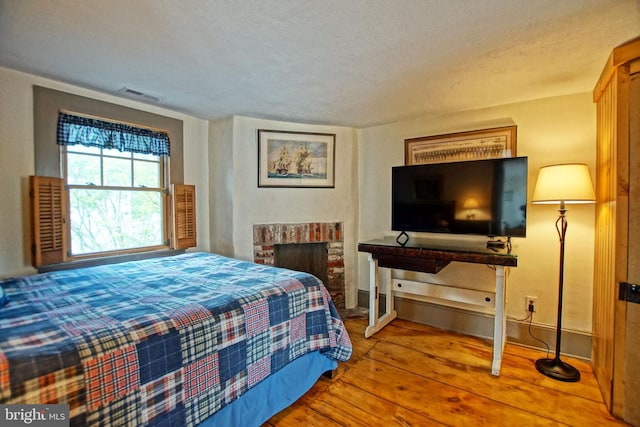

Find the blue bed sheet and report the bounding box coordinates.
[202,351,336,427]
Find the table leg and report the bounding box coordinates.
[492,265,507,376]
[365,254,397,338]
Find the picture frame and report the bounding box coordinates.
[404,125,517,165]
[258,129,336,188]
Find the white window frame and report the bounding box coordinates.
[60,144,171,259]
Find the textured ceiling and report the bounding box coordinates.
[0,0,638,127]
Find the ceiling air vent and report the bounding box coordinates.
[118,87,163,103]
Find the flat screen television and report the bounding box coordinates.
[392,157,527,238]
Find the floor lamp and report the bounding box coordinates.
[532,163,595,382]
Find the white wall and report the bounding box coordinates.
[209,118,235,257]
[0,66,210,277]
[208,116,360,307]
[358,92,596,333]
[0,67,35,276]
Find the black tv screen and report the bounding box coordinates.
[392,157,527,237]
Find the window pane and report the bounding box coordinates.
[67,153,101,185]
[103,157,132,187]
[134,160,160,188]
[67,145,101,155]
[68,188,163,255]
[134,152,158,161]
[103,148,131,158]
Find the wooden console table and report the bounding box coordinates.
[358,236,517,376]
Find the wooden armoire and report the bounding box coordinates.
[592,36,640,425]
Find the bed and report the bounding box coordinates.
[0,252,352,426]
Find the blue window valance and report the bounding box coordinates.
[56,112,170,156]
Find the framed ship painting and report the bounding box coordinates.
[258,129,336,188]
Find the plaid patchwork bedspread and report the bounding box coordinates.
[0,252,352,426]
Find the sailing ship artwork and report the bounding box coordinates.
[258,130,335,188]
[269,140,326,179]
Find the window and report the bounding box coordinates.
[30,111,196,267]
[64,144,168,255]
[57,112,172,258]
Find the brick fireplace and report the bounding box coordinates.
[253,222,345,308]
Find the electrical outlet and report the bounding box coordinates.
[526,296,537,313]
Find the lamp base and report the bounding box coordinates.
[535,357,580,382]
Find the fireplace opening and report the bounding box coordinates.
[274,242,328,287]
[253,222,344,308]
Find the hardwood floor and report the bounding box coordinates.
[265,318,627,426]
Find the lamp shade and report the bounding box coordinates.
[463,197,479,209]
[532,163,595,204]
